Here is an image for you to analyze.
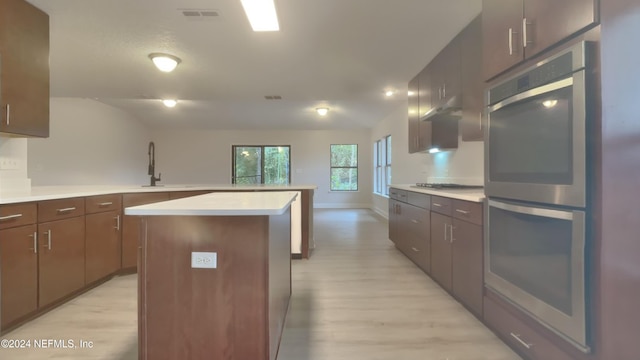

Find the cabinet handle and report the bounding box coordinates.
[56,207,76,213]
[44,230,52,250]
[433,203,442,207]
[29,232,37,254]
[455,209,470,215]
[510,333,533,349]
[98,202,113,206]
[114,215,120,231]
[5,104,10,125]
[444,223,448,241]
[438,87,442,100]
[508,28,515,55]
[450,224,455,243]
[0,213,22,221]
[479,112,483,131]
[443,83,446,99]
[522,18,533,48]
[411,247,420,252]
[411,219,419,224]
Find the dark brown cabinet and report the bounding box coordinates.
[0,224,38,329]
[38,215,85,308]
[430,39,462,111]
[408,75,421,153]
[430,211,453,292]
[121,192,170,270]
[482,0,598,80]
[0,0,50,137]
[388,188,431,273]
[460,15,485,141]
[85,211,121,284]
[451,218,483,316]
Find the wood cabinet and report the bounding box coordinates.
[0,0,50,137]
[38,215,85,308]
[482,0,598,80]
[0,217,37,330]
[408,74,421,153]
[460,15,485,141]
[388,188,430,273]
[121,192,170,270]
[430,211,453,292]
[85,194,122,283]
[430,38,462,111]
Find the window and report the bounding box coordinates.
[330,144,358,191]
[374,135,391,196]
[232,145,290,184]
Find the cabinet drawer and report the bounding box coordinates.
[407,191,430,209]
[452,199,483,226]
[38,198,85,222]
[389,188,400,200]
[0,203,37,230]
[431,196,452,216]
[396,190,408,202]
[85,194,122,214]
[484,294,574,360]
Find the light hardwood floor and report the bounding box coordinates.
[0,209,520,360]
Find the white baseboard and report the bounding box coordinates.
[372,207,389,220]
[314,203,372,209]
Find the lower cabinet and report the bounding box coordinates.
[38,216,86,308]
[121,192,170,270]
[0,224,38,329]
[451,217,483,316]
[430,212,453,292]
[85,210,121,284]
[397,202,430,272]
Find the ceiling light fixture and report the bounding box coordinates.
[385,90,395,97]
[407,91,415,96]
[542,99,558,108]
[240,0,280,32]
[316,107,329,116]
[162,99,178,108]
[149,53,182,72]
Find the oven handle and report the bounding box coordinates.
[488,199,574,220]
[489,76,574,112]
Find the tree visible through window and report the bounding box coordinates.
[232,145,290,184]
[330,144,358,191]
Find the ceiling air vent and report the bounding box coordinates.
[180,9,221,20]
[265,95,282,100]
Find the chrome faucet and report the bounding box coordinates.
[148,141,161,186]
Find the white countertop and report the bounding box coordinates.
[0,184,317,205]
[124,191,298,216]
[390,184,485,202]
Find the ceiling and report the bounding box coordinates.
[28,0,482,130]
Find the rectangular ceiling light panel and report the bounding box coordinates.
[240,0,280,32]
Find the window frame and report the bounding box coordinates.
[374,135,391,196]
[231,145,291,185]
[330,144,359,192]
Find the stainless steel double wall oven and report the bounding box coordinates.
[484,41,594,353]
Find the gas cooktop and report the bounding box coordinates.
[413,183,484,189]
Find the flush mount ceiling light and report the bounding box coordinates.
[407,91,415,96]
[240,0,280,31]
[162,99,178,108]
[149,53,182,72]
[542,99,558,108]
[316,107,329,116]
[385,90,395,97]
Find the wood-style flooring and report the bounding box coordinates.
[0,209,520,360]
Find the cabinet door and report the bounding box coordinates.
[0,224,38,329]
[451,219,484,316]
[86,210,121,284]
[38,216,86,308]
[460,15,485,141]
[0,0,49,137]
[482,0,525,80]
[122,192,170,270]
[523,0,597,58]
[418,67,433,151]
[441,37,462,108]
[404,204,430,273]
[430,212,452,292]
[408,74,420,153]
[388,199,398,243]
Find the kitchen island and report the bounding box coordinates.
[125,191,297,360]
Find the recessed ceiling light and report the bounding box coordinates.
[162,99,178,108]
[385,90,395,97]
[240,0,280,32]
[316,107,329,116]
[149,53,181,72]
[408,91,415,96]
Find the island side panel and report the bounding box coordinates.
[301,189,314,258]
[268,208,292,360]
[140,215,270,360]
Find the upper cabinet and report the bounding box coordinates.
[0,0,50,138]
[408,75,421,153]
[460,15,484,141]
[482,0,598,80]
[430,39,461,111]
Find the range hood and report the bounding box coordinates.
[420,94,463,122]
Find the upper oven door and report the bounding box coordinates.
[486,70,586,208]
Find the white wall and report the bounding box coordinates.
[28,98,150,185]
[150,128,373,208]
[0,137,31,195]
[370,104,484,217]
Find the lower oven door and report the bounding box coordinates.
[485,199,589,352]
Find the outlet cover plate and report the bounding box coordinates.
[191,252,217,269]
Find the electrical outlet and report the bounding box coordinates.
[0,157,19,170]
[191,252,217,269]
